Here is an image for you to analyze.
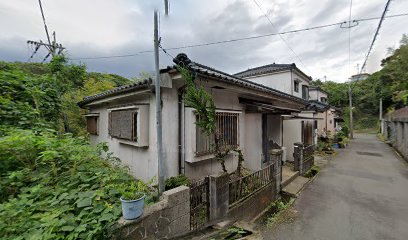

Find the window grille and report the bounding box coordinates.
[109,109,138,141]
[195,112,239,156]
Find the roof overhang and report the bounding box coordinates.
[239,98,301,114]
[282,115,324,120]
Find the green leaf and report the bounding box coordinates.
[76,198,92,208]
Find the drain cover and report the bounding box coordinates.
[356,151,383,157]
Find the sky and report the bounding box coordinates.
[0,0,407,82]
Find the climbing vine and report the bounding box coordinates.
[177,66,244,176]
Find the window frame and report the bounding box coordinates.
[85,114,99,135]
[294,80,300,93]
[195,111,240,156]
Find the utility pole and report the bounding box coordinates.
[379,98,383,134]
[349,78,354,139]
[155,0,170,195]
[27,0,65,62]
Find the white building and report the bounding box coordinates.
[235,63,315,161]
[79,54,308,181]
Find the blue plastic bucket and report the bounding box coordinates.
[120,194,145,220]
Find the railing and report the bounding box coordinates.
[294,143,315,175]
[190,177,210,231]
[228,164,275,206]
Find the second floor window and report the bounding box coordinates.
[196,112,239,156]
[294,81,299,92]
[302,85,309,100]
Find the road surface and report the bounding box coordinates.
[261,133,408,240]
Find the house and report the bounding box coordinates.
[350,73,370,82]
[309,86,343,138]
[234,63,315,162]
[78,54,308,181]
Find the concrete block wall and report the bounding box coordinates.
[112,186,190,240]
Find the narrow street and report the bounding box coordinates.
[261,133,408,240]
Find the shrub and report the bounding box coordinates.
[0,128,153,239]
[304,165,320,178]
[165,175,191,191]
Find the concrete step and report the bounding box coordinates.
[281,166,299,188]
[281,176,310,198]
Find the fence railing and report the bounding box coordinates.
[294,143,315,175]
[190,177,210,231]
[228,163,275,206]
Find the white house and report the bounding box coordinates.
[79,54,308,182]
[309,86,343,138]
[235,63,315,162]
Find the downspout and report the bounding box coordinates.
[290,69,294,95]
[178,90,186,175]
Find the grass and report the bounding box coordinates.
[258,198,296,228]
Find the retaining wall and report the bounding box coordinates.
[112,186,190,240]
[383,107,408,160]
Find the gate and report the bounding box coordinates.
[190,176,210,231]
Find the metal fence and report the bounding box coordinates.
[228,164,275,206]
[190,177,210,231]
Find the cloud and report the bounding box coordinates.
[0,0,408,82]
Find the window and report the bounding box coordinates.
[195,112,239,156]
[302,85,309,100]
[109,109,138,141]
[86,115,98,135]
[320,97,327,103]
[294,81,299,92]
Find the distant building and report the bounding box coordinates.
[350,73,370,81]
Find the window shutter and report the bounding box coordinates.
[110,110,134,140]
[86,116,98,135]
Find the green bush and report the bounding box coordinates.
[0,129,152,239]
[304,165,320,178]
[165,175,191,191]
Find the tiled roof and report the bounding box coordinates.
[79,53,310,107]
[391,106,408,120]
[234,63,294,78]
[78,78,152,107]
[234,63,312,81]
[171,53,309,105]
[307,100,330,112]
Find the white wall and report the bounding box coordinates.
[244,113,262,171]
[282,119,302,161]
[309,89,328,102]
[89,95,159,182]
[243,71,292,94]
[242,70,310,99]
[268,115,282,146]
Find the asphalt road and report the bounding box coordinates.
[261,133,408,240]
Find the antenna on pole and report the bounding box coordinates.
[27,0,65,62]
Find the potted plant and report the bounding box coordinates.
[119,182,146,220]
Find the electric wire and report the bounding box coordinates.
[71,12,408,61]
[360,0,392,73]
[251,0,309,73]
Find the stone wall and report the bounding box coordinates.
[112,186,190,240]
[383,107,408,160]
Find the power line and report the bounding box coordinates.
[251,0,309,73]
[360,0,392,73]
[70,12,408,61]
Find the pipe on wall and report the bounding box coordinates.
[178,90,186,175]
